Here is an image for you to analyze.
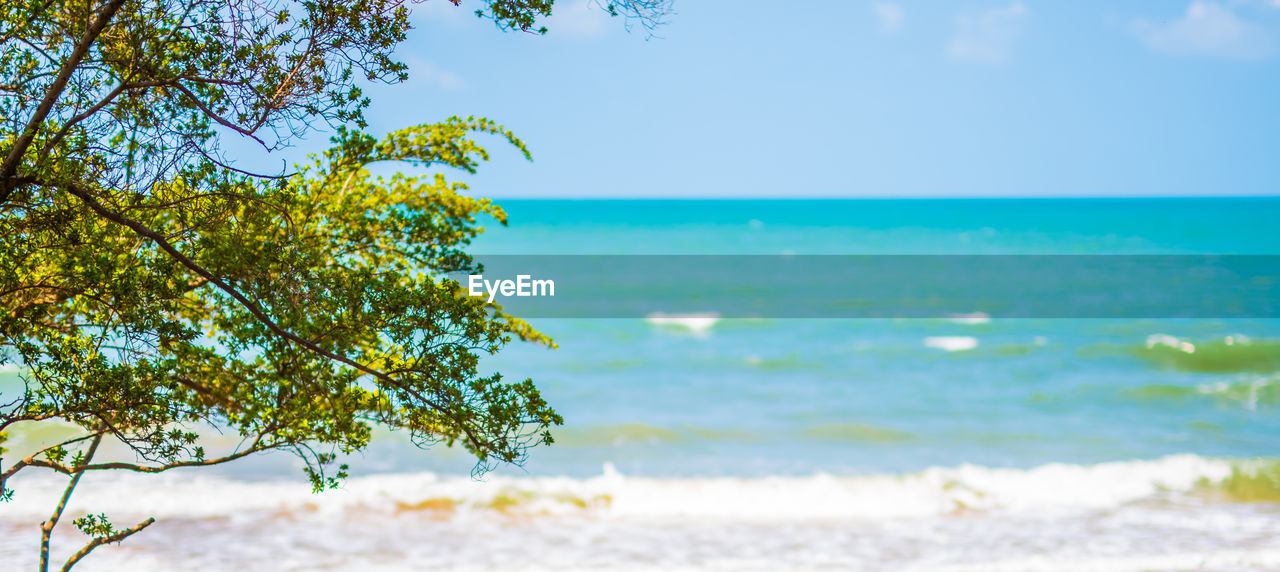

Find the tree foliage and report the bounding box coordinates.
[0,0,668,569]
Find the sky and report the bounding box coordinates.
[235,1,1280,198]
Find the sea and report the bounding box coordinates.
[3,198,1280,571]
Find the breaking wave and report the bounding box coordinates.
[1135,334,1280,373]
[0,455,1252,522]
[7,456,1280,571]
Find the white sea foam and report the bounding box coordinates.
[0,455,1234,522]
[1146,333,1196,353]
[907,549,1280,572]
[3,456,1272,571]
[924,336,978,352]
[945,312,991,325]
[645,312,720,335]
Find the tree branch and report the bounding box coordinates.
[0,432,101,487]
[0,0,128,203]
[167,82,267,145]
[37,79,178,162]
[39,433,104,572]
[8,440,284,478]
[60,517,155,572]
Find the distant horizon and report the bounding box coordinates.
[478,195,1280,200]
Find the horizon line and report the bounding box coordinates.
[477,195,1280,200]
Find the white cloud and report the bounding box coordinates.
[872,3,905,35]
[1132,2,1272,59]
[947,3,1030,64]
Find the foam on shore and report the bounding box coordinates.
[6,456,1280,571]
[0,455,1238,522]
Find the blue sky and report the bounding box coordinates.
[239,1,1280,197]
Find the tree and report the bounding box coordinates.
[0,0,667,569]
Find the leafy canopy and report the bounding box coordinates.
[0,0,666,569]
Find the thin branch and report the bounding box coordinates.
[167,82,266,145]
[0,0,128,203]
[0,432,101,484]
[37,79,180,162]
[39,433,104,572]
[17,448,274,475]
[10,434,280,477]
[189,144,294,180]
[0,411,61,435]
[77,444,272,473]
[60,517,155,572]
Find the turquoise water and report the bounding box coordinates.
[5,199,1279,478]
[342,198,1280,477]
[469,198,1280,254]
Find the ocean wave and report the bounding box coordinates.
[741,354,824,371]
[644,312,720,335]
[551,423,687,447]
[550,422,925,447]
[924,336,978,352]
[0,455,1246,523]
[1125,374,1280,410]
[1198,459,1280,502]
[944,312,991,325]
[1137,334,1280,373]
[798,423,915,443]
[8,456,1280,571]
